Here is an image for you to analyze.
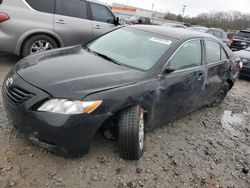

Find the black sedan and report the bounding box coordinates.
[2,25,240,160]
[234,47,250,78]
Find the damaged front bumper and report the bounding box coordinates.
[2,72,109,157]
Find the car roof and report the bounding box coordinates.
[86,0,106,6]
[128,25,215,40]
[240,29,250,33]
[208,28,225,32]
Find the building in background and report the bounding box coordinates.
[111,3,182,25]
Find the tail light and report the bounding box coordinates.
[238,62,243,70]
[0,12,10,23]
[235,57,243,70]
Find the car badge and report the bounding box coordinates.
[6,77,13,88]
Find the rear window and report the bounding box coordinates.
[236,31,250,38]
[25,0,55,14]
[90,2,114,23]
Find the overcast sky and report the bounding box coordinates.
[102,0,249,17]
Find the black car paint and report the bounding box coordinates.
[234,49,250,78]
[2,26,238,157]
[15,46,142,100]
[230,30,250,51]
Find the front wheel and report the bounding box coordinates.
[118,105,145,160]
[209,82,229,107]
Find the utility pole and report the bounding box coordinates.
[152,3,154,11]
[182,5,187,17]
[182,5,187,22]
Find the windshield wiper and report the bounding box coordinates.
[83,45,122,66]
[92,51,122,66]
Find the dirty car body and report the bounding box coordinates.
[2,26,239,157]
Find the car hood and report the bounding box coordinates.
[234,50,250,59]
[234,36,250,42]
[15,46,142,99]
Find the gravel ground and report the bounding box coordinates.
[0,52,249,188]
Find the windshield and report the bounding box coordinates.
[236,31,250,38]
[86,27,174,71]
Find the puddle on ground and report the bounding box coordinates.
[221,110,245,137]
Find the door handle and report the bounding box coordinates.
[93,25,101,29]
[197,73,204,77]
[197,72,204,80]
[56,20,66,24]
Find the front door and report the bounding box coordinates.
[152,39,206,127]
[54,0,93,46]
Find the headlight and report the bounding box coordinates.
[37,99,102,114]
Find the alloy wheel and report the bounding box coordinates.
[30,40,53,54]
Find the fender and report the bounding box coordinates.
[15,29,64,55]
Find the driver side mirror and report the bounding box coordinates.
[114,17,120,26]
[164,67,175,74]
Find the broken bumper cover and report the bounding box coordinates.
[2,74,109,157]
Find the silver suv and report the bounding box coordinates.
[0,0,119,57]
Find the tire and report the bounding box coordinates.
[21,34,58,57]
[209,82,229,107]
[118,105,145,160]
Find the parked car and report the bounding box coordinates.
[0,0,119,57]
[119,19,132,26]
[188,25,209,33]
[206,28,230,46]
[162,22,187,29]
[2,25,239,160]
[230,29,250,51]
[128,16,151,25]
[234,47,250,78]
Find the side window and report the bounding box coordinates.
[169,40,202,71]
[25,0,55,13]
[205,40,221,63]
[90,3,114,24]
[208,30,213,35]
[56,0,87,19]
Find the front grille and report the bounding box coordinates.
[5,86,34,104]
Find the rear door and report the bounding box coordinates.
[152,39,207,127]
[203,39,231,104]
[54,0,93,46]
[88,2,116,39]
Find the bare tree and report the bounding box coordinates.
[164,10,250,30]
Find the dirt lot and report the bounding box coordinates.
[0,52,249,188]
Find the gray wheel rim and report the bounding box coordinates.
[138,110,144,150]
[30,40,53,54]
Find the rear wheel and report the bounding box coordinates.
[209,82,229,107]
[118,105,145,160]
[22,34,58,57]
